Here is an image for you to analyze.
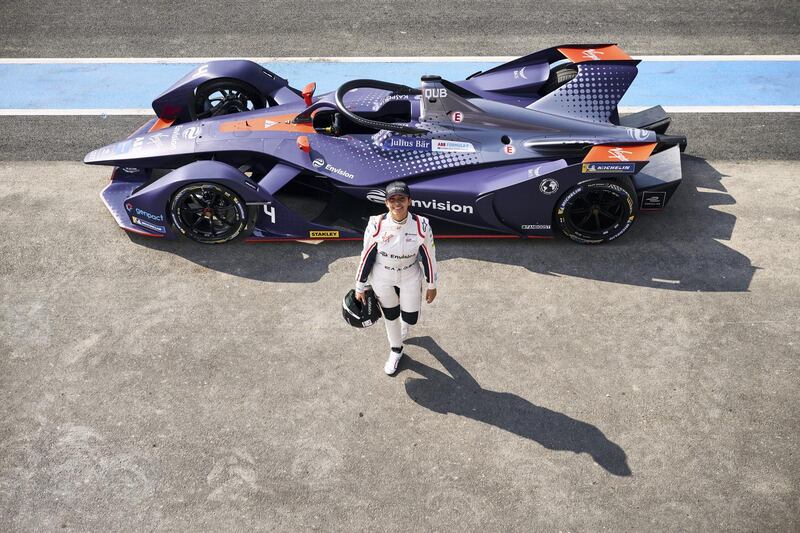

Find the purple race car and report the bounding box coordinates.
[84,44,686,244]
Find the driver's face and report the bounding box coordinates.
[386,194,410,220]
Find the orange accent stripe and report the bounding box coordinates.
[122,227,164,238]
[244,237,362,242]
[218,113,316,134]
[148,117,175,132]
[583,143,657,163]
[244,234,555,242]
[557,45,632,64]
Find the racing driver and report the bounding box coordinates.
[355,181,438,375]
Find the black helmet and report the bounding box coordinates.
[342,289,382,328]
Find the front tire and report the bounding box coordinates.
[170,183,249,244]
[190,79,266,120]
[555,180,637,244]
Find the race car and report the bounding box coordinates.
[84,44,686,244]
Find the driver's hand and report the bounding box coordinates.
[355,291,366,304]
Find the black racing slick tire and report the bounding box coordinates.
[555,180,637,244]
[170,183,250,244]
[189,79,266,120]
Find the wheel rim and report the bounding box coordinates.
[175,187,242,241]
[565,189,627,236]
[196,86,257,119]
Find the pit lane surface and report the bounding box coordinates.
[2,3,800,532]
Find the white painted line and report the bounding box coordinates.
[623,105,800,113]
[1,55,799,64]
[651,278,681,284]
[0,109,152,115]
[2,106,798,116]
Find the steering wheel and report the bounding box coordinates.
[334,79,428,135]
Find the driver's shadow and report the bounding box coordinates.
[401,337,632,476]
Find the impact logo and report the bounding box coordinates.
[312,158,325,168]
[133,207,164,222]
[607,147,633,161]
[513,67,528,80]
[539,178,559,195]
[582,48,604,61]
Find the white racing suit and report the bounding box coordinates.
[355,213,438,350]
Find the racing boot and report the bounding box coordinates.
[384,348,403,375]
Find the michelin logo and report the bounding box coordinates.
[131,216,166,234]
[582,162,637,173]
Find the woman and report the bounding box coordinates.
[355,181,438,375]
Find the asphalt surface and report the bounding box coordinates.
[1,2,799,532]
[0,0,798,56]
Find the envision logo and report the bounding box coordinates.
[412,199,473,214]
[365,190,473,214]
[312,158,325,168]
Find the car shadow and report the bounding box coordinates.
[129,155,756,291]
[399,336,632,476]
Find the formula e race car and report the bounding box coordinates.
[84,44,686,244]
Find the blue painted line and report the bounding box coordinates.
[1,61,798,108]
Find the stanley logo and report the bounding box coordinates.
[309,230,340,238]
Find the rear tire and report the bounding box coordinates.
[170,182,249,244]
[555,180,637,244]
